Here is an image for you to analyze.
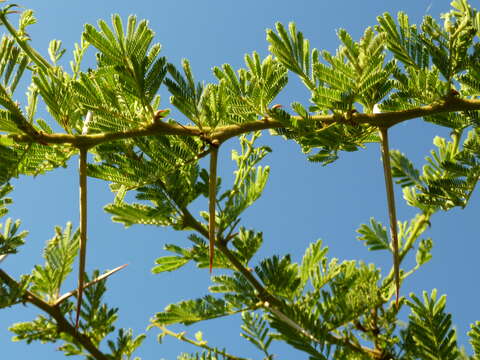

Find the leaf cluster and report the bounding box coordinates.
[2,1,480,360]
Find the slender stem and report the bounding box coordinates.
[379,127,400,307]
[76,146,88,329]
[208,145,219,272]
[399,214,429,263]
[0,268,108,360]
[160,326,251,360]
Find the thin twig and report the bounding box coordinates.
[160,326,251,360]
[379,127,400,308]
[0,254,7,264]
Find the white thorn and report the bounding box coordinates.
[82,111,93,135]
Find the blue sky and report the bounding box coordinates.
[2,0,478,359]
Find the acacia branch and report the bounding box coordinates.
[0,268,109,360]
[5,95,480,148]
[180,205,380,358]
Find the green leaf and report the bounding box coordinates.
[165,59,204,126]
[405,290,459,360]
[0,218,27,255]
[10,315,59,344]
[47,39,65,64]
[416,238,433,267]
[357,218,389,251]
[104,202,175,228]
[377,12,430,69]
[255,255,300,301]
[30,223,79,303]
[390,149,422,187]
[0,183,13,218]
[240,311,273,357]
[469,321,480,360]
[220,133,271,230]
[267,22,317,90]
[0,273,30,309]
[152,295,236,326]
[83,14,166,108]
[107,328,146,360]
[299,239,328,288]
[230,228,263,265]
[152,255,190,274]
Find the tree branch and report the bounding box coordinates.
[5,95,480,147]
[0,268,109,360]
[180,205,380,358]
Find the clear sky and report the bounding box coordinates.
[2,0,478,359]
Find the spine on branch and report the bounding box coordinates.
[208,142,219,272]
[76,146,88,329]
[379,127,400,307]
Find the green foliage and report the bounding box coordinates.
[0,34,29,95]
[240,311,273,359]
[0,182,12,218]
[267,22,319,91]
[255,255,300,301]
[10,266,144,359]
[468,321,480,359]
[177,350,230,360]
[0,273,29,309]
[218,132,270,233]
[152,228,262,273]
[357,218,389,251]
[152,295,238,326]
[268,22,387,166]
[391,132,480,212]
[30,223,80,304]
[213,52,288,120]
[2,1,480,360]
[10,313,62,344]
[0,217,27,256]
[83,14,167,110]
[107,329,146,360]
[403,290,459,360]
[91,134,206,229]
